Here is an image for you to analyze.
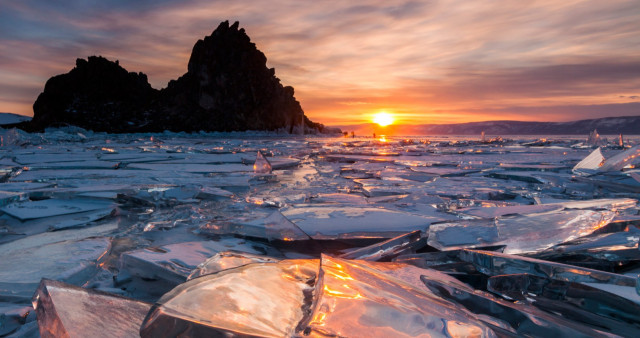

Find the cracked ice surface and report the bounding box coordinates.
[0,128,640,336]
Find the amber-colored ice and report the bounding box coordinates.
[304,255,496,337]
[254,150,273,174]
[32,279,151,337]
[140,259,318,337]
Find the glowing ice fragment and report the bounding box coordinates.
[33,279,151,338]
[253,150,272,174]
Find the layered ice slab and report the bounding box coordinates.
[428,209,615,254]
[0,231,111,302]
[0,198,113,221]
[486,273,640,336]
[140,259,318,337]
[282,206,449,240]
[421,274,623,336]
[304,255,496,337]
[187,251,281,280]
[33,279,151,337]
[119,239,272,285]
[338,230,425,261]
[459,249,640,302]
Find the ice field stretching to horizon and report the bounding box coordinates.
[1,127,640,336]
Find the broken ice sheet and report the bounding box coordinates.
[573,147,604,173]
[421,275,620,337]
[304,255,495,337]
[281,206,446,240]
[0,235,111,301]
[0,191,25,207]
[187,251,281,280]
[0,302,32,336]
[535,226,640,264]
[0,198,114,221]
[486,273,640,335]
[119,239,273,285]
[253,150,272,174]
[33,279,151,338]
[599,145,640,172]
[199,210,310,241]
[140,259,318,337]
[459,249,639,295]
[339,230,425,261]
[428,209,616,254]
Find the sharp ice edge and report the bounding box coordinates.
[0,129,638,336]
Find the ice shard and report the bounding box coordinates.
[0,302,32,336]
[253,150,272,174]
[187,251,281,280]
[487,273,640,335]
[0,198,114,221]
[428,209,615,254]
[338,230,426,261]
[303,255,496,337]
[140,259,318,337]
[421,275,620,336]
[459,249,638,289]
[119,239,269,285]
[0,236,111,302]
[573,147,604,173]
[33,279,151,337]
[599,145,640,172]
[282,206,443,240]
[199,210,310,241]
[535,226,640,264]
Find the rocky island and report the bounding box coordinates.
[25,21,334,134]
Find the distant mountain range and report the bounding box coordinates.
[0,112,31,125]
[337,115,640,136]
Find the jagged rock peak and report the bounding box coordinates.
[26,21,338,134]
[31,56,158,132]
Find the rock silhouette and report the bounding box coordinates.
[31,56,158,132]
[28,21,333,133]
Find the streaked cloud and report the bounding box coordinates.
[1,0,638,125]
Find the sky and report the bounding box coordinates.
[1,0,639,126]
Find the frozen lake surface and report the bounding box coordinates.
[1,128,640,337]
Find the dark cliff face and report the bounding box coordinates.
[157,21,307,132]
[29,21,331,133]
[31,56,159,132]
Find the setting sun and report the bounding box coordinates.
[373,112,394,127]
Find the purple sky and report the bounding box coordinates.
[1,0,639,125]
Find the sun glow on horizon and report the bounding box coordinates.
[373,112,394,127]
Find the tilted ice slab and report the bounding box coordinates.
[187,251,281,280]
[33,279,151,337]
[303,255,495,337]
[428,209,616,254]
[486,273,640,336]
[281,206,446,240]
[421,274,622,336]
[339,230,426,261]
[1,198,114,221]
[455,197,636,218]
[140,259,318,337]
[459,249,639,296]
[600,145,640,172]
[0,233,111,301]
[119,239,272,285]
